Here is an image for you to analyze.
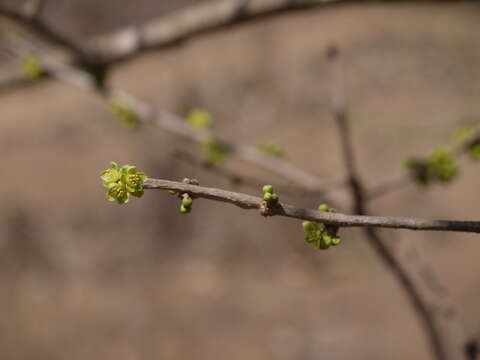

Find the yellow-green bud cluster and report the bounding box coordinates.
[302,204,342,250]
[405,147,457,185]
[101,162,147,205]
[262,185,279,204]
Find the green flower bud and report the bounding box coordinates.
[263,192,273,202]
[270,194,279,203]
[318,204,330,212]
[262,185,273,194]
[180,205,191,214]
[319,235,332,250]
[182,197,193,207]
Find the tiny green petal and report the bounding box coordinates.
[270,193,279,203]
[101,168,121,184]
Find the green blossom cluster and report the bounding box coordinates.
[110,100,140,131]
[405,147,457,185]
[302,204,341,250]
[262,185,279,204]
[187,109,213,130]
[21,53,43,79]
[257,141,284,158]
[101,162,147,204]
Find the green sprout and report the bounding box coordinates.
[202,138,229,166]
[186,109,213,130]
[404,147,457,185]
[302,204,341,250]
[101,162,147,205]
[110,100,140,131]
[257,141,284,158]
[21,53,43,79]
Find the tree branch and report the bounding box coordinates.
[86,0,342,66]
[143,178,480,234]
[366,125,480,200]
[0,3,88,61]
[4,40,339,204]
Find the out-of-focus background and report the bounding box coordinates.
[1,1,480,359]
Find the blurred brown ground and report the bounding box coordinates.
[1,1,480,359]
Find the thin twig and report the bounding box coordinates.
[143,178,480,233]
[328,46,468,360]
[366,124,480,200]
[0,3,87,61]
[85,0,341,65]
